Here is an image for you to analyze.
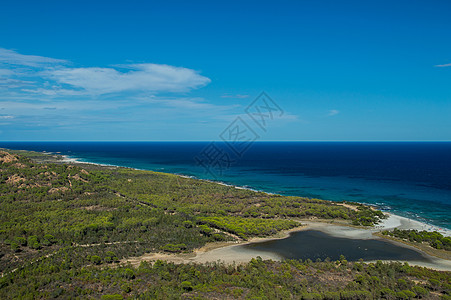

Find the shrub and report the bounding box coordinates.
[380,288,395,298]
[323,291,340,300]
[90,255,102,265]
[43,234,55,244]
[183,221,193,228]
[121,284,131,293]
[15,237,27,246]
[123,268,135,280]
[402,290,416,298]
[198,224,213,235]
[340,290,371,300]
[412,286,428,298]
[101,295,123,300]
[301,292,322,300]
[10,242,20,252]
[160,243,187,253]
[27,236,39,248]
[180,281,193,291]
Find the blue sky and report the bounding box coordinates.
[0,0,450,141]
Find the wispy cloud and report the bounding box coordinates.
[0,69,15,76]
[434,63,451,67]
[0,78,35,88]
[0,48,67,67]
[0,48,243,140]
[221,94,249,99]
[43,64,210,95]
[328,109,339,116]
[0,48,211,97]
[146,97,237,110]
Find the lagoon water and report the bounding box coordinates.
[242,230,431,262]
[1,141,450,229]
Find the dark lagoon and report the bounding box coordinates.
[242,230,431,262]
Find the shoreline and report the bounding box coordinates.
[59,153,451,236]
[20,150,451,270]
[121,220,451,271]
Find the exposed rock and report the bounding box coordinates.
[70,174,88,183]
[13,163,26,169]
[48,187,69,194]
[6,174,25,185]
[0,151,19,164]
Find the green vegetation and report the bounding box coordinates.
[0,255,449,299]
[0,149,385,271]
[382,228,451,251]
[346,202,386,226]
[199,216,299,239]
[1,149,448,299]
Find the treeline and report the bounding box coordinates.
[382,228,451,251]
[198,216,299,240]
[0,253,449,299]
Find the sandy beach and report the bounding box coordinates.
[376,213,451,237]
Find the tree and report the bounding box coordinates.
[180,281,193,291]
[10,242,20,252]
[90,255,102,265]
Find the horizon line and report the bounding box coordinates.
[1,140,451,143]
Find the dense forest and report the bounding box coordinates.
[0,149,449,299]
[1,253,451,299]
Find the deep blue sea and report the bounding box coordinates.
[1,142,450,230]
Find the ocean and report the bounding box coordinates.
[1,141,450,230]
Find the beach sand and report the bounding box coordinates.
[376,213,451,237]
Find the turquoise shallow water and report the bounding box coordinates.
[1,141,450,230]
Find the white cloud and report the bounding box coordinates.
[0,69,15,77]
[20,87,85,96]
[0,48,67,67]
[0,48,211,97]
[0,99,132,113]
[146,97,239,111]
[435,63,451,67]
[221,94,250,99]
[43,64,211,95]
[328,109,339,116]
[278,113,299,120]
[0,78,35,88]
[0,115,14,119]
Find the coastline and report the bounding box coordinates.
[47,152,451,270]
[60,153,451,237]
[376,213,451,237]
